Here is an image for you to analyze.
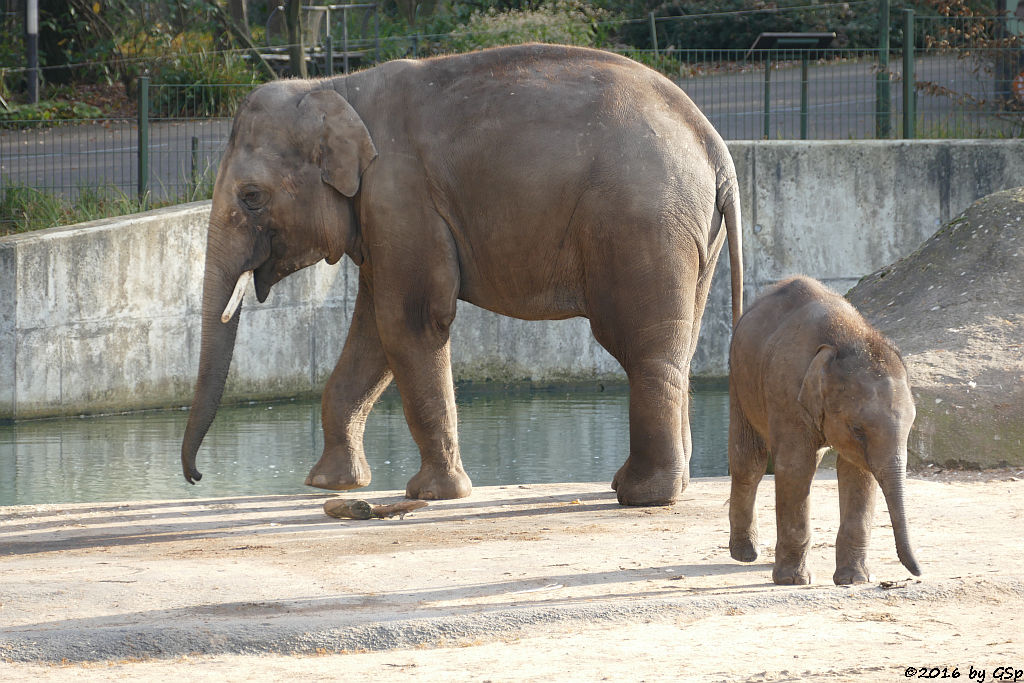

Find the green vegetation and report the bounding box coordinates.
[0,100,103,127]
[446,1,610,53]
[0,1,1017,236]
[914,114,1024,139]
[1,2,1010,111]
[149,51,261,118]
[0,182,214,237]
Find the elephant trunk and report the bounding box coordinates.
[874,460,922,577]
[180,228,251,484]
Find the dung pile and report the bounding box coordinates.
[847,186,1024,469]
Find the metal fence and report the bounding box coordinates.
[2,10,1023,235]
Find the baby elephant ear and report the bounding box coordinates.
[798,345,836,428]
[298,89,378,197]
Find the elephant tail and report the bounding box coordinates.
[718,169,744,328]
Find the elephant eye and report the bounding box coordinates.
[851,425,867,443]
[239,185,268,211]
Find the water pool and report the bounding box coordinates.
[0,384,730,506]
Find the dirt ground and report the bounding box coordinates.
[2,470,1022,682]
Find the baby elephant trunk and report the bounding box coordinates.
[875,462,922,577]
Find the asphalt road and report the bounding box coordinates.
[0,119,232,203]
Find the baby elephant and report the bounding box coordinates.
[728,276,922,585]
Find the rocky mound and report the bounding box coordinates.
[847,186,1023,469]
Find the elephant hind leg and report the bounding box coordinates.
[308,278,393,491]
[608,351,691,506]
[588,245,701,506]
[728,391,769,563]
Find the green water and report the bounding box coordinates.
[0,385,730,506]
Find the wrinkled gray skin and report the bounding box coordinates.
[180,44,743,505]
[728,276,921,585]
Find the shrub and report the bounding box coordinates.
[446,1,609,53]
[0,100,104,128]
[149,51,262,118]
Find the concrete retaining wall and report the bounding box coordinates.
[3,139,1022,420]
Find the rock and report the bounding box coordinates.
[847,187,1024,469]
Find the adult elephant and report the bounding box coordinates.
[180,44,743,506]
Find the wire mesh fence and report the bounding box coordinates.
[915,15,1024,138]
[2,10,1022,236]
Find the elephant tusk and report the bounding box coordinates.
[221,270,253,323]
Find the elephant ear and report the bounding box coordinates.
[797,345,836,428]
[298,89,378,198]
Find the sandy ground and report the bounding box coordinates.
[2,472,1023,682]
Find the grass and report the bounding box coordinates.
[913,113,1024,139]
[0,180,214,237]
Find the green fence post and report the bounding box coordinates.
[902,9,915,139]
[763,54,772,139]
[649,12,658,59]
[190,136,199,196]
[137,76,149,206]
[325,34,334,76]
[876,0,891,138]
[374,7,380,63]
[800,54,809,140]
[342,6,350,74]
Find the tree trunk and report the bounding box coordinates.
[208,1,277,80]
[286,0,308,79]
[228,0,250,41]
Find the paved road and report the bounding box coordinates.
[1,119,232,202]
[683,53,1013,139]
[0,55,1012,202]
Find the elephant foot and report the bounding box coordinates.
[406,464,472,500]
[730,536,760,563]
[305,447,371,491]
[833,565,874,585]
[773,564,813,586]
[612,461,685,506]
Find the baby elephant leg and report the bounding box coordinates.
[772,440,818,585]
[833,453,877,585]
[728,394,768,563]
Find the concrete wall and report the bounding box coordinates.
[694,139,1024,375]
[2,140,1022,420]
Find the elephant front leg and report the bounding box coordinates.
[371,231,471,501]
[771,437,818,585]
[833,452,877,585]
[307,280,393,491]
[728,393,769,563]
[379,316,471,500]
